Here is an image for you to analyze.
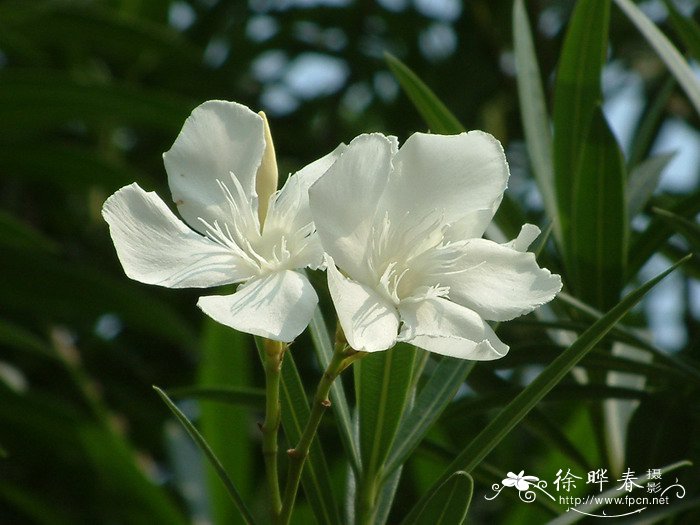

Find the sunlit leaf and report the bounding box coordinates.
[384,53,464,134]
[614,0,700,115]
[569,109,627,309]
[513,0,557,235]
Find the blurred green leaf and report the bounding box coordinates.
[614,0,700,115]
[0,250,197,348]
[553,0,610,257]
[569,109,627,309]
[0,210,58,252]
[403,254,689,521]
[653,207,700,249]
[153,386,256,525]
[167,385,264,409]
[384,359,474,478]
[0,70,192,135]
[627,153,675,218]
[629,191,700,277]
[513,0,557,235]
[385,53,465,134]
[277,350,342,525]
[628,77,676,168]
[198,322,254,525]
[403,471,473,525]
[663,0,700,61]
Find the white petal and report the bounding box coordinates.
[502,224,541,252]
[102,183,250,288]
[444,238,562,322]
[502,478,517,487]
[163,101,265,231]
[326,257,400,352]
[309,134,394,283]
[398,297,508,360]
[197,270,317,342]
[515,479,530,491]
[263,143,346,236]
[382,131,509,235]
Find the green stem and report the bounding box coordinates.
[278,328,363,525]
[261,338,285,522]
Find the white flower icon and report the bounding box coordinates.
[502,471,540,492]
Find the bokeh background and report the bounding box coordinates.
[1,0,699,523]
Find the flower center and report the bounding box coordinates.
[368,210,455,304]
[198,177,315,278]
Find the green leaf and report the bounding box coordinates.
[403,471,473,525]
[627,153,675,218]
[403,255,690,521]
[628,77,676,168]
[356,344,418,480]
[614,0,700,115]
[308,307,361,473]
[355,344,418,522]
[653,207,700,249]
[384,53,465,134]
[383,358,475,478]
[167,385,265,409]
[663,0,700,61]
[513,0,557,235]
[0,210,58,253]
[277,350,342,525]
[153,386,256,525]
[553,0,610,252]
[569,109,627,309]
[0,70,192,135]
[628,191,700,277]
[197,322,254,525]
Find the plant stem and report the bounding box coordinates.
[261,338,285,522]
[278,328,363,525]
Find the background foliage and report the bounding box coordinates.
[0,0,699,523]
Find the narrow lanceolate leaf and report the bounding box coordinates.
[653,207,700,249]
[308,307,361,473]
[356,344,418,482]
[198,322,254,525]
[166,385,265,409]
[403,471,473,525]
[402,255,690,522]
[152,386,256,525]
[663,0,700,61]
[513,0,557,236]
[627,153,675,218]
[383,359,475,478]
[553,0,610,251]
[570,109,627,310]
[614,0,700,115]
[384,52,465,134]
[277,350,342,525]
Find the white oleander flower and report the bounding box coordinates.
[503,471,539,491]
[309,132,562,359]
[103,100,343,342]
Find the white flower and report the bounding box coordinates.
[309,132,562,358]
[502,471,539,491]
[102,100,344,342]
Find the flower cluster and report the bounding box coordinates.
[103,100,561,358]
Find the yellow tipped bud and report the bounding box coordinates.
[256,111,279,224]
